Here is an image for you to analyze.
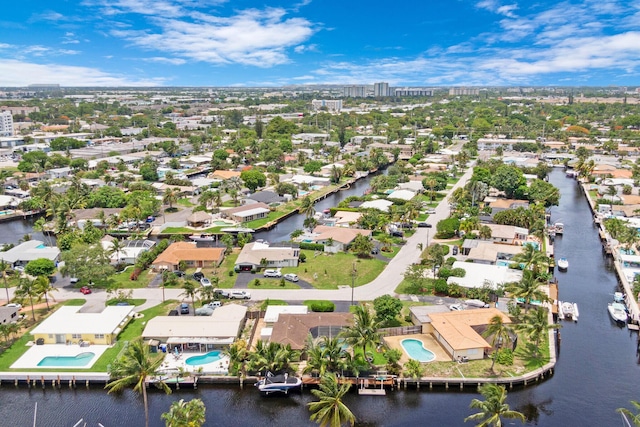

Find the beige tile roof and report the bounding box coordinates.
[428,308,511,351]
[153,242,225,266]
[269,313,353,350]
[312,225,372,245]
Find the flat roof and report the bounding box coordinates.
[31,306,134,335]
[447,262,523,289]
[264,305,308,323]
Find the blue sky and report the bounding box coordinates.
[1,0,640,87]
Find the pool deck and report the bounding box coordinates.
[158,351,230,375]
[383,334,451,364]
[11,344,110,369]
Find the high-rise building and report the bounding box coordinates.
[311,99,343,112]
[373,82,390,97]
[0,111,13,137]
[449,87,480,96]
[393,88,434,96]
[343,85,366,97]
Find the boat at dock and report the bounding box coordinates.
[189,233,216,242]
[255,372,302,395]
[559,301,579,322]
[607,302,628,325]
[221,227,255,234]
[557,257,569,270]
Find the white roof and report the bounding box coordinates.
[233,207,270,218]
[264,305,308,323]
[31,306,134,335]
[0,240,60,264]
[360,199,394,212]
[387,189,416,201]
[447,261,523,289]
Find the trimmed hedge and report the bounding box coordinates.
[305,300,335,312]
[300,242,324,251]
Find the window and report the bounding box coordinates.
[94,334,105,340]
[72,334,82,339]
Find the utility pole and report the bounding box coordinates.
[350,262,357,306]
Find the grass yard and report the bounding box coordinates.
[248,278,300,290]
[282,250,387,290]
[104,269,153,289]
[177,198,195,207]
[64,299,87,306]
[106,298,146,306]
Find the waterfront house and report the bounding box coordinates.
[484,197,530,215]
[360,199,394,212]
[331,210,362,227]
[446,261,523,289]
[260,305,309,341]
[235,241,299,271]
[151,241,225,271]
[31,305,135,345]
[221,202,271,223]
[387,189,416,201]
[460,240,523,265]
[186,211,212,228]
[268,312,353,351]
[419,308,512,361]
[304,225,373,253]
[101,236,156,265]
[247,190,286,206]
[0,240,60,269]
[481,224,529,244]
[142,303,247,352]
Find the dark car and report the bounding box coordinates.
[173,270,186,278]
[452,246,459,255]
[371,247,380,255]
[192,272,205,281]
[168,309,179,316]
[399,222,413,229]
[417,222,432,228]
[179,303,190,314]
[390,231,404,238]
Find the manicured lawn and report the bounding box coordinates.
[106,298,146,306]
[284,250,387,290]
[104,269,153,289]
[0,333,34,370]
[394,278,436,295]
[260,299,288,309]
[243,210,291,229]
[380,246,401,258]
[248,279,300,290]
[177,198,195,207]
[64,299,87,306]
[215,251,240,288]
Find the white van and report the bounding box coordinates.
[263,269,282,278]
[229,290,251,299]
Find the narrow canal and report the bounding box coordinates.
[1,169,639,426]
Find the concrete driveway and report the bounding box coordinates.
[233,272,314,289]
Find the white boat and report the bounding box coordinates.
[221,227,255,234]
[554,222,564,234]
[608,302,628,325]
[614,292,625,303]
[189,233,216,242]
[255,372,302,395]
[557,257,569,270]
[560,301,579,322]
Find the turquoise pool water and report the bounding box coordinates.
[211,221,232,226]
[37,352,95,367]
[401,339,435,362]
[185,351,222,366]
[620,248,637,255]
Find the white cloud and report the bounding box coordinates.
[294,44,318,53]
[0,60,165,86]
[142,56,187,65]
[112,7,315,67]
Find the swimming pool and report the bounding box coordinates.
[37,352,95,367]
[185,351,223,366]
[401,339,436,362]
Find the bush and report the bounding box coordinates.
[228,270,234,276]
[300,242,324,251]
[495,348,514,366]
[433,279,449,294]
[299,253,307,262]
[450,267,466,277]
[306,300,335,312]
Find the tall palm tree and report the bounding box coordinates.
[340,305,380,363]
[483,315,515,373]
[32,275,56,311]
[106,339,171,427]
[517,307,560,358]
[15,277,37,321]
[308,372,355,427]
[0,259,9,303]
[618,400,640,426]
[109,238,126,263]
[506,270,547,313]
[464,383,525,426]
[163,188,179,210]
[512,244,548,276]
[180,281,198,316]
[300,195,316,218]
[161,398,206,427]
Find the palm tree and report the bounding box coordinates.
[403,359,425,380]
[163,188,180,210]
[106,339,171,427]
[308,372,355,427]
[512,244,548,275]
[340,305,380,363]
[517,307,560,358]
[15,277,37,321]
[109,238,126,263]
[506,270,547,313]
[618,400,640,426]
[483,315,515,373]
[180,281,198,316]
[161,398,206,427]
[32,275,56,311]
[300,195,315,218]
[464,383,525,426]
[0,259,9,303]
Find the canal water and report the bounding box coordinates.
[1,169,639,426]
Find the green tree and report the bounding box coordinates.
[308,372,355,427]
[161,398,206,427]
[517,307,560,358]
[340,305,380,362]
[106,339,171,427]
[304,160,323,175]
[15,277,38,321]
[373,295,403,327]
[60,244,115,284]
[299,195,316,218]
[24,258,56,277]
[464,383,525,426]
[163,188,180,210]
[240,169,267,192]
[490,165,526,199]
[483,315,515,373]
[403,359,425,380]
[180,281,199,316]
[350,234,374,257]
[32,275,56,311]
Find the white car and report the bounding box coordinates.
[448,303,465,311]
[263,269,282,278]
[284,273,299,282]
[229,290,251,299]
[200,278,212,287]
[70,277,79,284]
[426,208,437,214]
[6,303,22,309]
[464,299,490,308]
[14,266,24,272]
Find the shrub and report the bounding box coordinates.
[495,348,514,366]
[299,242,324,251]
[299,253,307,262]
[433,279,449,294]
[450,267,466,277]
[306,300,335,312]
[228,270,235,276]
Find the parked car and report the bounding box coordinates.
[13,265,24,273]
[464,299,490,308]
[284,273,299,282]
[417,222,432,228]
[426,208,437,214]
[452,246,458,255]
[146,216,155,223]
[214,288,229,298]
[80,286,92,295]
[371,247,380,255]
[200,278,212,287]
[205,301,222,309]
[6,303,21,309]
[168,309,179,316]
[264,269,282,278]
[192,271,205,281]
[173,270,186,278]
[115,302,131,306]
[179,303,190,314]
[449,303,465,311]
[70,277,79,284]
[398,222,413,229]
[228,290,251,299]
[390,231,404,238]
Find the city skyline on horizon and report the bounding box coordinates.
[2,0,640,88]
